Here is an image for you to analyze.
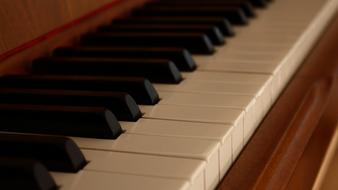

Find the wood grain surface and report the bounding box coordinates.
[0,0,116,54]
[0,0,148,73]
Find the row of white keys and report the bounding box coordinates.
[73,132,222,189]
[192,0,337,103]
[52,149,207,190]
[154,71,273,144]
[51,0,338,189]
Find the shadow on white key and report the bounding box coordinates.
[52,171,190,190]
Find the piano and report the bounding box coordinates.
[0,0,338,189]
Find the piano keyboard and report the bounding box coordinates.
[1,0,338,189]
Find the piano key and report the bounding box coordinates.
[73,133,221,189]
[144,2,256,18]
[52,170,190,190]
[142,104,243,126]
[0,104,122,139]
[182,70,270,84]
[53,46,197,71]
[82,149,206,189]
[140,104,244,157]
[195,48,286,63]
[198,61,279,74]
[0,157,57,190]
[132,6,248,25]
[120,119,233,177]
[81,32,215,54]
[32,57,182,84]
[246,0,269,7]
[0,75,159,105]
[114,16,234,36]
[154,77,273,143]
[158,91,254,109]
[0,133,86,172]
[0,89,142,121]
[156,91,263,149]
[97,24,225,45]
[155,73,272,108]
[155,80,265,95]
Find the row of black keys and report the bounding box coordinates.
[0,0,272,189]
[0,0,271,140]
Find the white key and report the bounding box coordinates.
[155,80,265,95]
[182,71,270,84]
[52,171,190,190]
[141,105,244,158]
[198,61,279,74]
[158,91,253,109]
[154,77,273,143]
[121,119,233,177]
[157,91,264,145]
[83,149,206,190]
[73,134,221,189]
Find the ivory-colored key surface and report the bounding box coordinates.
[154,75,272,144]
[153,91,261,146]
[72,134,221,189]
[198,62,279,74]
[158,91,254,108]
[141,105,244,158]
[83,149,205,190]
[121,119,233,177]
[52,171,191,190]
[155,80,265,95]
[182,71,271,84]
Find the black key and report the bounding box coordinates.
[98,24,225,45]
[81,32,215,54]
[0,133,86,172]
[132,6,248,25]
[0,75,159,105]
[54,46,197,71]
[0,89,141,121]
[144,2,256,18]
[0,104,123,139]
[0,157,57,190]
[113,16,234,36]
[32,56,182,84]
[250,0,268,7]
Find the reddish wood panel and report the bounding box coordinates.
[218,13,338,190]
[286,77,338,189]
[0,0,148,73]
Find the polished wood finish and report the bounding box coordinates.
[0,0,146,54]
[312,126,338,189]
[0,0,148,74]
[218,13,338,190]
